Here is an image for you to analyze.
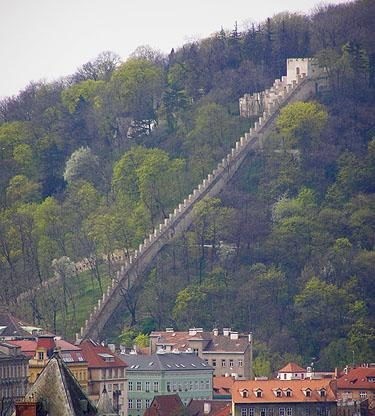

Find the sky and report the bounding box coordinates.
[0,0,350,99]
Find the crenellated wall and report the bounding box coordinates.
[77,67,317,343]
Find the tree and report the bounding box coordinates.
[63,146,101,187]
[110,58,164,134]
[294,276,350,358]
[72,51,121,82]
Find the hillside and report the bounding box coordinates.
[0,0,374,373]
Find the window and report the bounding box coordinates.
[38,352,44,360]
[153,381,159,392]
[145,381,150,392]
[256,391,263,398]
[193,348,199,355]
[229,359,234,367]
[242,390,249,398]
[128,399,134,409]
[261,408,267,416]
[320,390,326,397]
[241,410,248,416]
[276,391,282,398]
[222,359,226,367]
[279,408,285,416]
[284,374,287,380]
[212,359,217,367]
[306,390,311,397]
[128,381,133,391]
[360,392,367,399]
[286,391,292,397]
[296,67,300,75]
[249,408,255,416]
[268,409,274,416]
[136,399,142,410]
[166,382,171,392]
[238,359,243,367]
[304,408,310,416]
[206,380,210,390]
[145,399,151,408]
[287,408,292,416]
[136,381,142,391]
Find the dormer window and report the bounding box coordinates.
[254,389,263,398]
[241,389,249,398]
[303,389,312,397]
[319,389,326,397]
[276,390,282,398]
[285,389,292,397]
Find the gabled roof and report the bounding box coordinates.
[22,354,97,415]
[279,362,307,373]
[0,309,36,338]
[120,352,213,372]
[143,394,184,416]
[80,339,127,369]
[187,399,231,416]
[232,379,336,404]
[337,367,375,390]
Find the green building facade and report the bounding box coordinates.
[121,351,213,416]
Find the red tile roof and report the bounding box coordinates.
[150,330,250,353]
[337,367,375,390]
[279,362,307,373]
[143,394,184,416]
[187,400,231,416]
[7,340,36,357]
[80,339,127,369]
[213,376,235,395]
[8,338,86,363]
[232,379,337,404]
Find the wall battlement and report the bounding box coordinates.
[240,58,327,118]
[77,61,318,343]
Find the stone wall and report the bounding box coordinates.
[77,69,316,342]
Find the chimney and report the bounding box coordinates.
[230,332,239,340]
[204,402,211,414]
[248,332,253,343]
[223,328,231,337]
[36,335,56,358]
[189,328,197,336]
[213,328,218,336]
[108,343,115,353]
[16,402,37,416]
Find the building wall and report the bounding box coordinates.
[0,348,29,416]
[88,367,127,416]
[204,352,247,378]
[233,402,337,416]
[127,370,212,416]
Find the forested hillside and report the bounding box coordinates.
[0,0,374,373]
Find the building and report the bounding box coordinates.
[80,339,128,416]
[278,363,307,381]
[149,328,253,379]
[0,309,45,340]
[14,353,97,416]
[120,351,213,416]
[0,342,29,416]
[213,376,235,400]
[143,394,185,416]
[8,335,88,390]
[231,379,337,416]
[187,399,232,416]
[336,366,375,412]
